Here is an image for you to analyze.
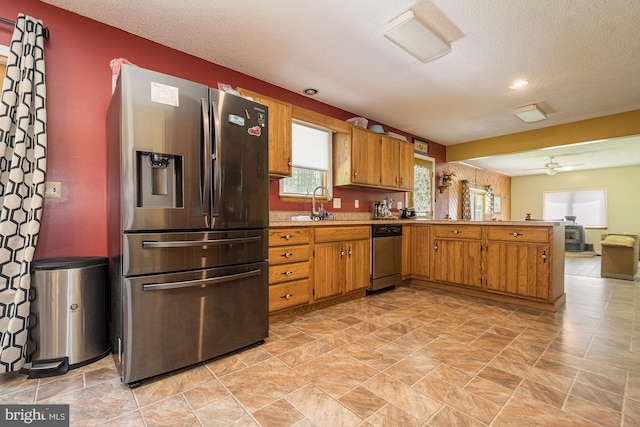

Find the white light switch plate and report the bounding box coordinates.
[44,181,62,199]
[333,198,341,209]
[397,201,403,210]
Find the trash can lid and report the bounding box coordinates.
[31,256,109,271]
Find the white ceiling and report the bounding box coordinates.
[42,0,640,176]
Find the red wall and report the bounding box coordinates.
[0,0,445,258]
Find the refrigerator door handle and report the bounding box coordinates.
[201,98,212,223]
[211,100,222,219]
[142,268,262,291]
[141,236,261,249]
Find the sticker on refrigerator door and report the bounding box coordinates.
[150,82,179,107]
[228,115,245,126]
[248,126,261,137]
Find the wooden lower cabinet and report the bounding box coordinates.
[431,225,482,289]
[432,238,482,289]
[408,223,565,310]
[269,280,311,312]
[313,241,343,299]
[401,226,411,278]
[345,239,370,293]
[268,227,312,312]
[410,225,430,278]
[484,225,558,301]
[313,226,370,301]
[485,243,550,300]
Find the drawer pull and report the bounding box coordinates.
[282,234,293,240]
[281,293,293,300]
[282,271,294,276]
[452,230,460,234]
[282,252,293,258]
[511,232,523,237]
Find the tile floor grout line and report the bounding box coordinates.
[620,370,630,427]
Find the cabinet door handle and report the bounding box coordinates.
[281,293,293,299]
[340,249,345,257]
[353,171,358,177]
[541,251,547,263]
[348,248,352,257]
[288,160,292,167]
[511,232,522,237]
[282,271,293,276]
[282,252,293,258]
[434,243,439,252]
[282,234,293,240]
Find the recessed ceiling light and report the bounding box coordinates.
[509,80,528,90]
[303,88,318,96]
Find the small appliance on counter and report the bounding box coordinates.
[374,197,394,218]
[401,208,416,218]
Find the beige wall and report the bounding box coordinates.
[511,165,640,253]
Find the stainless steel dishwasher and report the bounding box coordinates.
[369,224,403,293]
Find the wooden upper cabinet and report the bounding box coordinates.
[380,136,400,188]
[237,88,292,178]
[334,125,381,187]
[381,136,414,191]
[398,140,414,191]
[352,126,381,186]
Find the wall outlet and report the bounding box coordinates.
[397,201,403,210]
[44,181,62,199]
[354,199,359,208]
[333,198,341,209]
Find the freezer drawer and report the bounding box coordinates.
[116,261,268,384]
[123,229,267,276]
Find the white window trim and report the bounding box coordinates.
[542,188,607,228]
[279,120,333,199]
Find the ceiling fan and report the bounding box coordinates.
[527,156,585,176]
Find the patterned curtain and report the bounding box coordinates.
[0,14,47,372]
[485,185,493,212]
[461,180,471,220]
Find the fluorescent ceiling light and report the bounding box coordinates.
[384,11,451,63]
[514,104,546,123]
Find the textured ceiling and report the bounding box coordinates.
[41,0,640,175]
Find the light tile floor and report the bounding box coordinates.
[2,270,640,426]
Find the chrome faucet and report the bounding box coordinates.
[311,186,332,220]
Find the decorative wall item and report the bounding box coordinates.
[413,138,429,156]
[485,185,493,212]
[461,180,471,220]
[493,195,502,213]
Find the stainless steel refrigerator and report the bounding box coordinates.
[107,65,269,386]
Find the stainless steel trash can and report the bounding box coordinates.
[25,257,110,378]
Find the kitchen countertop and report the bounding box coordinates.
[269,218,565,227]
